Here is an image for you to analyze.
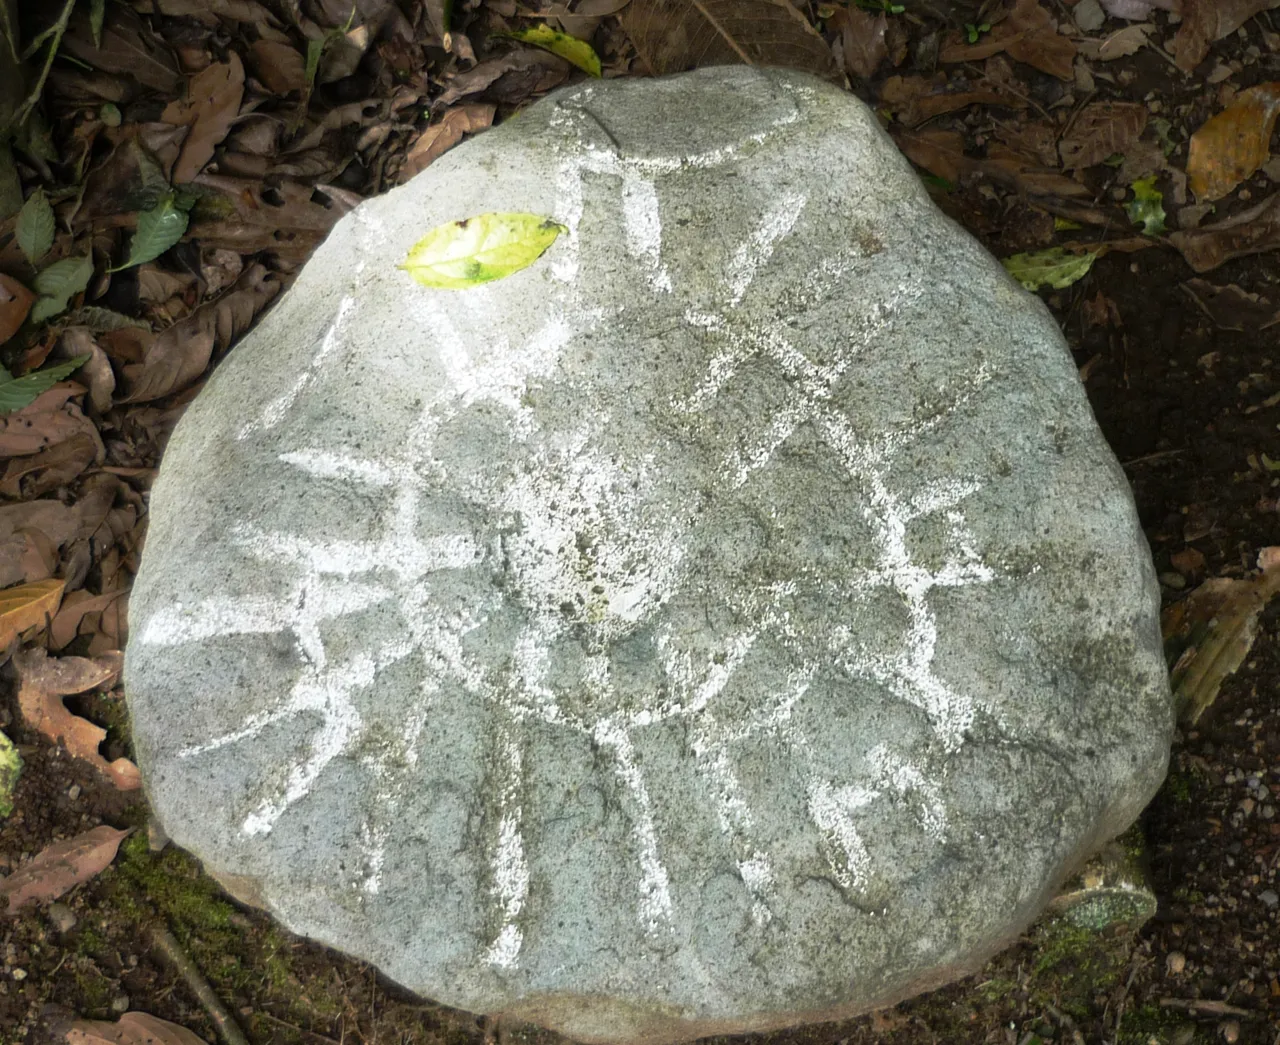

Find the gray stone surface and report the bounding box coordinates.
[125,67,1173,1044]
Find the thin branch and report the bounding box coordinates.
[151,924,253,1045]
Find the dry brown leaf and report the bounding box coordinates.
[0,385,99,458]
[836,7,888,81]
[0,274,34,345]
[1096,23,1153,60]
[60,6,180,93]
[0,433,102,500]
[894,128,968,184]
[1173,0,1280,72]
[187,175,357,261]
[993,120,1059,167]
[1163,547,1280,723]
[58,328,116,415]
[64,1011,211,1045]
[1180,278,1278,332]
[50,590,129,651]
[0,578,65,649]
[0,825,129,915]
[437,49,572,108]
[14,647,139,789]
[1187,82,1280,201]
[1059,102,1148,170]
[549,0,633,39]
[939,0,1076,81]
[162,53,246,185]
[136,265,197,305]
[1170,191,1280,272]
[123,263,281,403]
[0,503,71,587]
[620,0,840,81]
[249,39,307,95]
[151,0,282,25]
[880,74,1019,127]
[1100,0,1176,17]
[401,104,496,182]
[980,144,1092,198]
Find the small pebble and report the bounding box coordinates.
[66,784,80,801]
[1171,1027,1196,1045]
[1240,797,1256,815]
[1221,1019,1240,1043]
[46,903,76,933]
[1166,950,1186,974]
[148,816,170,852]
[1259,889,1279,908]
[1073,0,1105,32]
[11,968,25,981]
[110,993,130,1014]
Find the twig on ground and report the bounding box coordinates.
[259,1011,344,1045]
[151,924,252,1045]
[1159,997,1258,1019]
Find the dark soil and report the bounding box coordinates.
[2,2,1279,1045]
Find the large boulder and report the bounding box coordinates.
[125,67,1172,1044]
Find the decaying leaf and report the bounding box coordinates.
[620,0,840,81]
[1180,278,1278,332]
[1163,547,1280,724]
[187,175,357,262]
[1170,192,1280,273]
[0,730,18,819]
[1002,247,1097,291]
[939,0,1076,81]
[0,386,99,458]
[0,273,33,344]
[162,53,246,184]
[1125,175,1167,235]
[1059,102,1148,170]
[402,213,567,289]
[880,74,1019,127]
[63,1011,210,1045]
[14,647,140,789]
[0,578,65,649]
[249,38,307,95]
[0,431,102,500]
[0,824,129,914]
[504,25,602,77]
[60,6,180,93]
[834,6,888,80]
[1100,0,1176,17]
[433,50,571,108]
[1173,0,1280,73]
[122,263,281,402]
[1187,82,1280,202]
[1090,23,1153,61]
[895,128,967,184]
[400,103,496,182]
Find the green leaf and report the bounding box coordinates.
[0,730,19,820]
[1001,247,1097,292]
[1125,175,1167,236]
[401,212,567,290]
[30,254,94,324]
[0,354,90,414]
[110,194,189,272]
[16,189,54,266]
[1052,217,1082,231]
[502,25,602,78]
[90,0,106,47]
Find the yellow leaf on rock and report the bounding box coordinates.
[504,25,602,77]
[401,213,567,290]
[0,577,65,648]
[1188,82,1280,202]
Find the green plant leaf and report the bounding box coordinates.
[110,195,188,273]
[30,254,93,324]
[1125,175,1167,236]
[0,730,19,820]
[16,188,54,266]
[401,212,567,290]
[1002,247,1097,292]
[502,25,602,77]
[0,354,90,414]
[90,0,106,47]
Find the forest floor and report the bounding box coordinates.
[0,0,1278,1043]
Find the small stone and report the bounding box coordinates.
[1220,1019,1240,1043]
[1171,1027,1195,1045]
[11,968,25,981]
[1160,571,1187,589]
[1259,889,1278,908]
[1073,0,1105,32]
[46,903,76,933]
[1166,950,1186,974]
[1241,797,1256,815]
[147,816,170,852]
[66,784,80,801]
[110,993,130,1014]
[1262,805,1276,819]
